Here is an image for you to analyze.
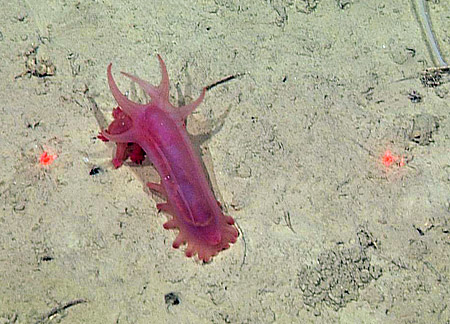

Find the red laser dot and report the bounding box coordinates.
[382,150,395,167]
[39,151,57,166]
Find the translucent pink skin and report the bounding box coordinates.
[100,56,238,262]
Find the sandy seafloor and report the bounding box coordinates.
[0,0,449,323]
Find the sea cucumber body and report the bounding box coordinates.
[138,108,224,235]
[100,56,238,261]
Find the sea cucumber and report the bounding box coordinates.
[99,56,238,262]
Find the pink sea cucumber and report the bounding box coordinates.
[99,55,238,262]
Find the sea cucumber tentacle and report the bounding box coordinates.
[156,54,170,101]
[156,202,174,214]
[185,245,195,257]
[107,64,146,118]
[146,182,166,196]
[175,87,207,122]
[163,218,178,230]
[100,128,136,143]
[111,143,128,168]
[173,233,186,248]
[119,55,171,104]
[121,72,165,104]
